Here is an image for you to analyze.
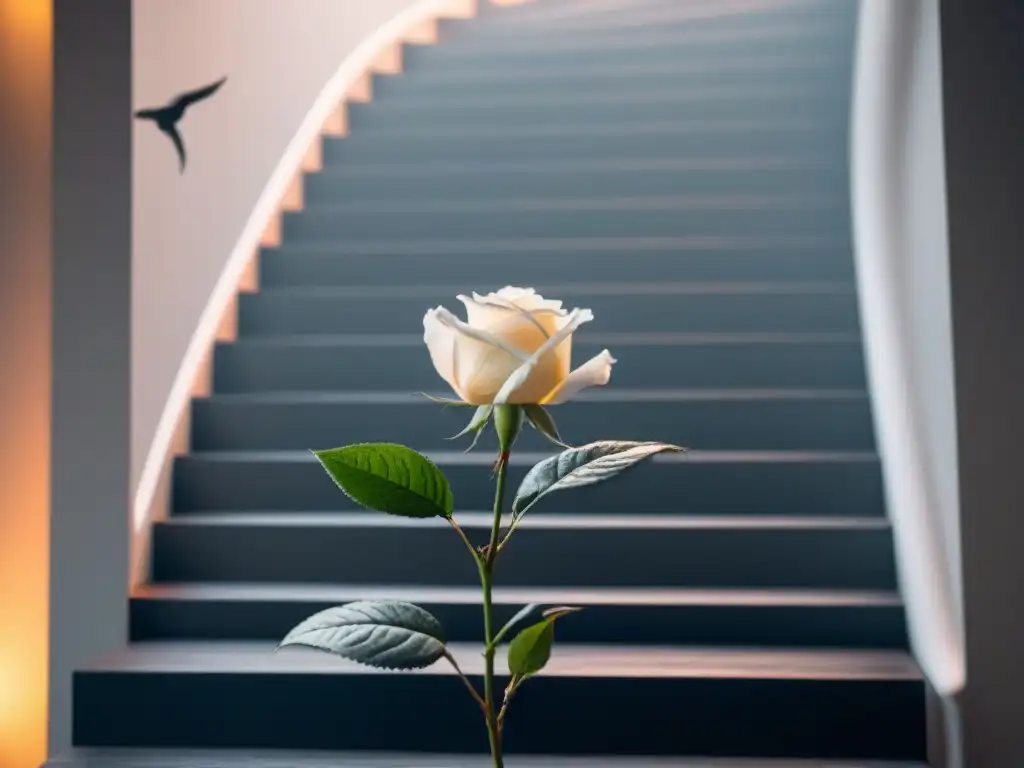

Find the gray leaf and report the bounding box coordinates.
[277,600,447,671]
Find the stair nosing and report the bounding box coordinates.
[294,195,847,215]
[44,747,931,767]
[181,449,881,465]
[244,281,857,298]
[197,388,869,406]
[364,84,844,111]
[259,235,848,255]
[77,641,921,681]
[311,157,844,176]
[217,332,863,348]
[379,55,842,84]
[157,511,891,531]
[134,582,903,608]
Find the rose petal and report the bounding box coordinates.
[542,349,617,404]
[422,308,464,398]
[457,289,565,340]
[431,306,531,362]
[493,308,595,405]
[432,306,544,404]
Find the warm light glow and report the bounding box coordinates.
[0,1,53,766]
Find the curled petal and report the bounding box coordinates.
[423,308,463,398]
[457,290,564,340]
[431,306,531,362]
[542,349,617,404]
[493,308,595,405]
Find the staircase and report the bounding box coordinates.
[59,0,929,765]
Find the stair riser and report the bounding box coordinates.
[259,248,857,286]
[302,166,850,205]
[401,24,855,64]
[374,59,853,99]
[236,291,861,336]
[190,397,876,453]
[346,97,849,133]
[213,341,868,393]
[172,456,885,516]
[280,205,851,242]
[72,671,926,760]
[439,0,858,38]
[151,523,897,589]
[130,596,908,648]
[321,130,847,166]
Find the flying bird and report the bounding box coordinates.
[134,76,227,173]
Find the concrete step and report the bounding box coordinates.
[373,54,851,98]
[442,0,857,37]
[150,512,897,590]
[71,642,925,759]
[235,283,861,336]
[301,159,849,201]
[258,243,856,286]
[189,389,876,452]
[320,125,847,165]
[345,86,849,133]
[171,449,886,517]
[44,747,931,768]
[401,19,853,66]
[130,583,908,648]
[279,197,851,241]
[212,334,868,393]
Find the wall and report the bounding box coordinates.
[939,2,1024,766]
[49,0,133,758]
[131,0,436,530]
[0,3,52,765]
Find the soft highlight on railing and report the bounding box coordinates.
[850,2,964,762]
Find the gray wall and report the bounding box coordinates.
[49,0,132,757]
[939,2,1024,766]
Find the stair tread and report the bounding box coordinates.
[220,332,863,347]
[135,583,903,608]
[298,194,841,213]
[160,512,890,530]
[80,641,920,680]
[260,235,844,255]
[248,281,855,297]
[336,120,838,139]
[366,84,838,108]
[184,449,879,464]
[201,388,868,405]
[318,157,841,175]
[45,747,929,767]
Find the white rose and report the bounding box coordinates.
[422,286,616,405]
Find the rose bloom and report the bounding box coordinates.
[422,286,616,406]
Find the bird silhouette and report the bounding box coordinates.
[134,76,227,173]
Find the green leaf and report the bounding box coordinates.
[511,441,684,521]
[492,602,543,648]
[448,404,492,453]
[313,443,454,519]
[507,619,554,676]
[506,607,582,677]
[277,600,447,670]
[524,404,571,448]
